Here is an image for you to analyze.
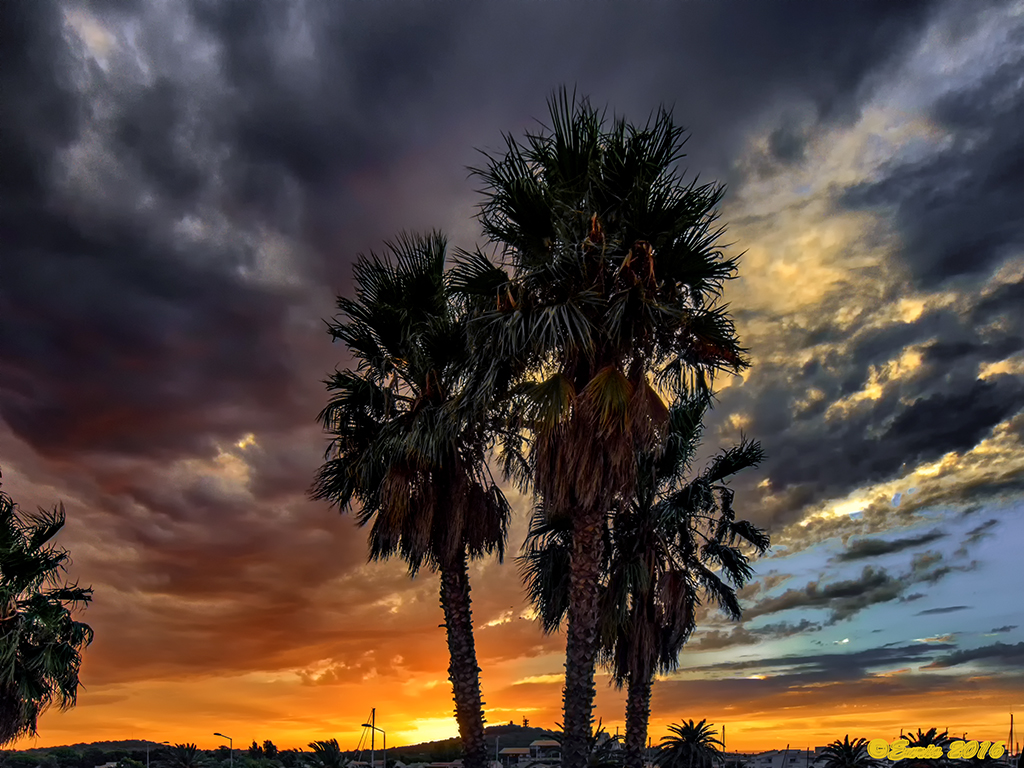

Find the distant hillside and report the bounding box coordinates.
[8,741,167,756]
[4,726,561,759]
[366,724,559,760]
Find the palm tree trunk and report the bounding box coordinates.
[561,503,607,768]
[0,683,25,746]
[439,551,488,768]
[623,670,653,768]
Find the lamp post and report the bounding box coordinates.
[147,742,170,768]
[362,720,386,768]
[214,733,234,768]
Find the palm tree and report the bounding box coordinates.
[902,729,951,768]
[0,469,94,745]
[657,720,724,768]
[904,728,951,748]
[305,740,345,768]
[161,745,207,768]
[610,400,767,768]
[457,88,747,768]
[310,232,511,768]
[814,737,878,768]
[520,395,768,768]
[523,451,754,768]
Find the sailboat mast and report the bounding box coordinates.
[371,708,376,768]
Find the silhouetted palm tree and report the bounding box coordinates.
[161,744,207,768]
[520,395,769,768]
[0,469,94,745]
[903,729,951,768]
[305,740,344,768]
[657,720,724,768]
[814,737,878,768]
[311,232,511,768]
[457,87,746,768]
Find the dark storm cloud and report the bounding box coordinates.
[836,529,947,561]
[883,379,1024,457]
[838,20,1024,287]
[0,0,950,473]
[716,291,1024,529]
[924,641,1024,669]
[0,0,334,462]
[989,625,1016,633]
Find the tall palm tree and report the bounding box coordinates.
[520,395,768,768]
[0,469,94,746]
[310,232,511,768]
[457,88,747,768]
[657,720,724,768]
[814,737,878,768]
[609,400,767,768]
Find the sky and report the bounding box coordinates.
[2,0,1024,755]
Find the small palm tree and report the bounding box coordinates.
[161,744,207,768]
[305,740,344,768]
[814,737,878,768]
[904,728,951,748]
[657,720,724,768]
[311,232,511,768]
[902,729,951,768]
[0,469,94,745]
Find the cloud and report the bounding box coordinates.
[745,566,904,623]
[835,529,947,561]
[839,10,1024,288]
[684,641,956,683]
[914,606,971,616]
[924,641,1024,669]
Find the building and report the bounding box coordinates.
[748,748,818,768]
[496,740,561,768]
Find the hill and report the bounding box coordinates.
[3,727,560,759]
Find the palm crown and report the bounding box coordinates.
[0,469,94,745]
[814,736,879,768]
[457,88,747,496]
[657,720,725,768]
[311,230,510,573]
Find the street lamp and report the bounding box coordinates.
[214,733,234,768]
[147,742,170,768]
[362,721,386,768]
